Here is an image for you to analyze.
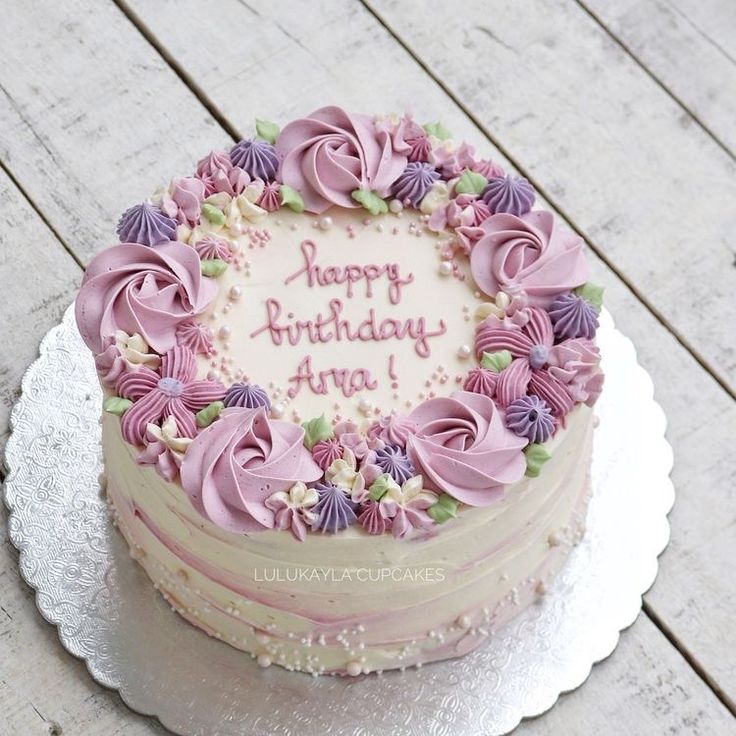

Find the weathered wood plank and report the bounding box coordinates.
[0,170,80,457]
[364,0,736,394]
[0,0,230,267]
[582,0,736,156]
[519,614,735,735]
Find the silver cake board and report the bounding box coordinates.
[3,306,674,735]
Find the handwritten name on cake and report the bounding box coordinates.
[249,239,447,398]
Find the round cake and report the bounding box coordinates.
[75,106,604,676]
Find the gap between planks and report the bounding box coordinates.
[572,0,736,163]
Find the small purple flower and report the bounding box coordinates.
[506,395,555,444]
[392,162,441,208]
[229,139,279,181]
[223,382,271,411]
[117,202,177,246]
[481,175,535,216]
[547,293,599,340]
[374,445,415,484]
[311,482,358,533]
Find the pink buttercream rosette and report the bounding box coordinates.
[406,391,527,507]
[470,211,589,307]
[75,243,217,354]
[180,407,322,533]
[276,106,407,213]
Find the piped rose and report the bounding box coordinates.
[75,243,217,354]
[276,106,407,213]
[180,407,322,533]
[406,391,527,506]
[470,211,589,307]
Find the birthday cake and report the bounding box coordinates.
[75,107,604,676]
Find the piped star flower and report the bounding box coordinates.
[116,345,226,445]
[379,475,438,539]
[137,415,192,481]
[265,482,319,542]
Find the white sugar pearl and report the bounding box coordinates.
[218,325,231,340]
[357,398,372,414]
[206,370,221,381]
[228,285,243,301]
[346,661,362,677]
[228,239,241,252]
[457,614,472,629]
[457,345,471,359]
[318,216,333,231]
[257,654,272,668]
[438,260,453,276]
[388,199,403,214]
[271,402,285,419]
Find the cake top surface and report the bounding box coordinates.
[76,106,604,542]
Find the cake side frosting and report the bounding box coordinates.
[104,404,592,675]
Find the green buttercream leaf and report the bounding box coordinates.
[280,185,305,213]
[103,396,132,417]
[423,121,452,140]
[524,443,551,478]
[201,259,228,277]
[201,202,226,226]
[351,189,388,216]
[481,350,513,373]
[301,414,334,450]
[427,493,459,524]
[368,474,396,501]
[575,282,604,311]
[255,118,280,144]
[455,169,488,195]
[196,401,225,428]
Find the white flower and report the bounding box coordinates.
[420,181,450,214]
[325,448,366,501]
[115,330,160,369]
[146,415,192,456]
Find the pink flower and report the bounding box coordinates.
[406,391,527,506]
[116,346,225,445]
[470,211,589,306]
[430,141,476,179]
[136,416,192,482]
[169,177,206,227]
[276,106,407,213]
[474,307,574,417]
[195,150,250,196]
[547,338,604,406]
[366,412,418,449]
[265,482,319,542]
[379,475,438,539]
[389,113,431,163]
[75,242,217,355]
[180,407,322,533]
[258,181,282,212]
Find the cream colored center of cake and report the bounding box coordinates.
[197,209,481,424]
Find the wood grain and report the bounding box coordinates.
[364,0,736,394]
[580,0,736,156]
[0,0,230,267]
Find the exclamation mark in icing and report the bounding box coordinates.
[389,354,400,399]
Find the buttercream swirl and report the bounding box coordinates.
[116,203,177,247]
[222,382,271,410]
[506,395,555,444]
[366,413,417,448]
[406,391,527,506]
[75,242,217,354]
[481,175,535,216]
[276,106,407,213]
[547,292,599,340]
[229,139,280,182]
[470,211,589,307]
[180,407,322,533]
[392,162,441,207]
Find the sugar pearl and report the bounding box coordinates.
[318,216,333,231]
[388,199,403,214]
[457,345,472,359]
[438,260,453,276]
[457,614,472,629]
[218,325,231,340]
[271,402,285,419]
[228,285,242,301]
[257,654,272,668]
[228,240,241,253]
[346,661,362,677]
[357,398,372,415]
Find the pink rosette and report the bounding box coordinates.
[170,177,206,227]
[547,338,604,406]
[470,211,589,306]
[276,106,407,213]
[75,243,217,355]
[406,391,527,506]
[180,407,323,533]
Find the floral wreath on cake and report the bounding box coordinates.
[76,106,604,543]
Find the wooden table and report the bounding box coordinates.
[1,1,734,733]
